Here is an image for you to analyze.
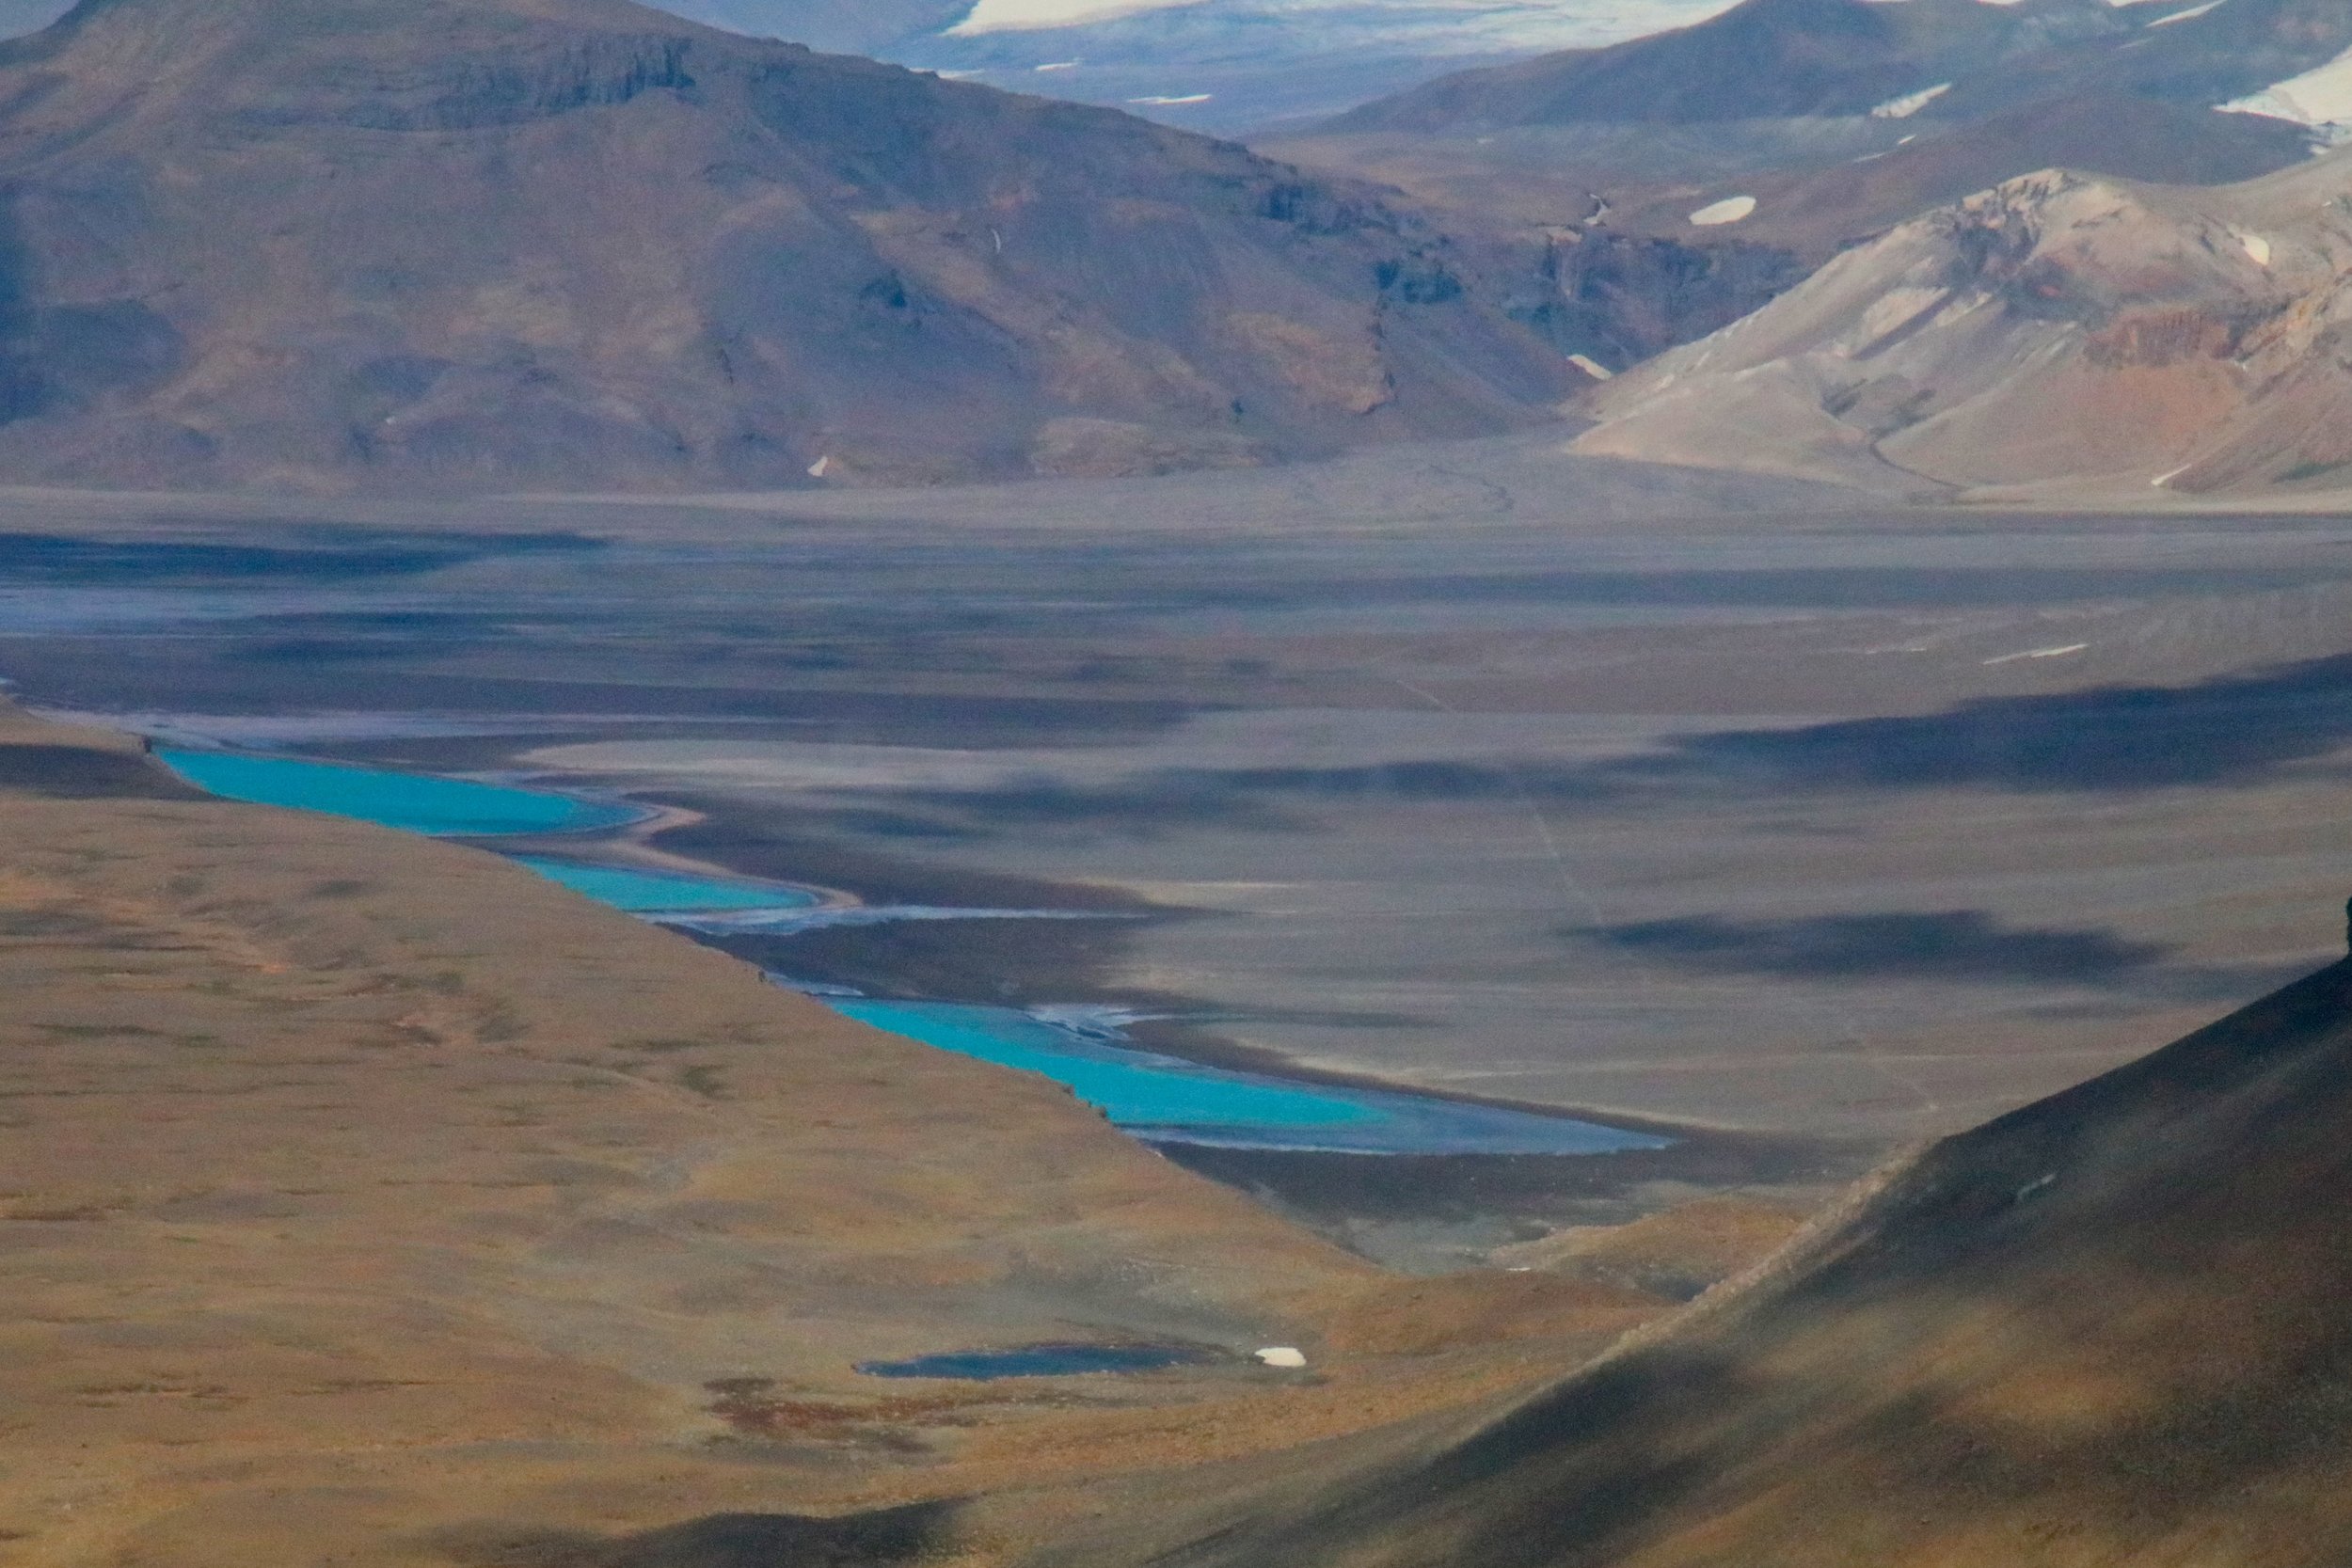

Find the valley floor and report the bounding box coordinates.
[7,439,2352,1560]
[9,441,2348,1151]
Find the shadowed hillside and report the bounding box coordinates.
[1054,915,2352,1566]
[0,0,1573,492]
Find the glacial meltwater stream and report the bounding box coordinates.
[157,748,1667,1158]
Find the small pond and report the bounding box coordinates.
[856,1343,1216,1380]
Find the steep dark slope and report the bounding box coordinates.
[1722,89,2312,255]
[0,0,1572,492]
[1079,920,2352,1567]
[1327,0,2351,135]
[1327,0,2136,132]
[1931,0,2352,124]
[648,0,964,57]
[532,0,1737,135]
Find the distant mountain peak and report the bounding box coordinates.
[1571,145,2352,496]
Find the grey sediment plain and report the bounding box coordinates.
[7,441,2352,1157]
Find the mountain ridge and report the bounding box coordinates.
[1325,0,2352,135]
[0,0,1576,493]
[644,0,1748,134]
[1263,0,2334,392]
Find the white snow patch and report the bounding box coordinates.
[1688,195,1757,227]
[1870,82,1951,119]
[1254,1346,1309,1369]
[1129,93,1212,104]
[1033,59,1081,71]
[2147,0,2221,24]
[2218,45,2352,132]
[953,0,1193,34]
[945,0,1761,60]
[1981,644,2089,666]
[2236,229,2273,266]
[1566,353,1614,379]
[807,455,833,479]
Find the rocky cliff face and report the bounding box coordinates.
[1572,149,2352,495]
[0,0,1573,492]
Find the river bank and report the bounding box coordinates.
[147,737,1850,1268]
[11,698,1572,1566]
[8,487,2345,1272]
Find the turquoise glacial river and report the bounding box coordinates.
[157,748,1667,1157]
[159,748,642,837]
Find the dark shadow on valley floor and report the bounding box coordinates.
[1621,652,2352,796]
[1117,563,2345,615]
[786,652,2352,847]
[1571,911,2168,986]
[0,526,601,583]
[1568,909,2300,1002]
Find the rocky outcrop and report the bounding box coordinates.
[1571,151,2352,495]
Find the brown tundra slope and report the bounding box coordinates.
[1571,145,2352,498]
[0,695,1712,1567]
[1038,916,2352,1568]
[0,0,1573,492]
